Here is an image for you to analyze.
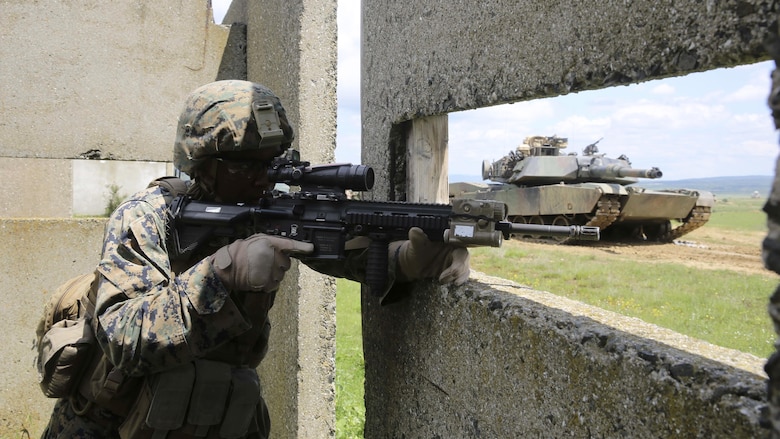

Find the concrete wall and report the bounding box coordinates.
[363,272,766,437]
[361,0,775,437]
[236,1,339,436]
[72,160,174,216]
[0,158,174,218]
[0,219,106,436]
[0,158,73,217]
[0,1,337,438]
[0,1,234,162]
[0,0,241,218]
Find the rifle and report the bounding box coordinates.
[167,156,599,295]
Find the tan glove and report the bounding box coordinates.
[211,234,314,292]
[393,227,470,285]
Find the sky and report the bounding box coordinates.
[213,1,779,181]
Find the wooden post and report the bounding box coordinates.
[406,115,449,203]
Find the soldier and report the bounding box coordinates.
[41,80,470,438]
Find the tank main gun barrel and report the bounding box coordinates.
[587,164,663,179]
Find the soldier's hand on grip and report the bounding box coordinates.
[211,234,314,292]
[394,227,471,285]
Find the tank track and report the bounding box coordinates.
[561,195,621,244]
[584,196,621,231]
[662,205,712,241]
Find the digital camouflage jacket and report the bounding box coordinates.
[93,183,403,377]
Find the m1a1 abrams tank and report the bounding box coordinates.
[449,135,714,242]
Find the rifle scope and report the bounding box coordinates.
[269,162,375,192]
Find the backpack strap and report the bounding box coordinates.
[148,176,189,206]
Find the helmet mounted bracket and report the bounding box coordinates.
[252,99,286,151]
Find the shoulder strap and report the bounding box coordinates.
[148,177,188,207]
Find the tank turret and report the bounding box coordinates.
[452,135,713,243]
[484,135,665,186]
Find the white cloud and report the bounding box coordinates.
[335,1,362,165]
[611,100,729,130]
[447,100,560,174]
[651,83,675,95]
[551,115,612,139]
[723,83,769,103]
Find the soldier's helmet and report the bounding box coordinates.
[173,80,295,176]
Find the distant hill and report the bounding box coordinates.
[449,174,485,184]
[448,174,774,197]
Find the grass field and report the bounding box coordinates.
[335,279,365,438]
[468,243,776,357]
[335,196,777,438]
[706,195,767,232]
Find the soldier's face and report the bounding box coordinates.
[205,149,278,203]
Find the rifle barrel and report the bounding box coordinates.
[500,223,600,241]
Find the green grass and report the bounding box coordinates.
[707,196,766,232]
[336,278,365,438]
[469,243,777,358]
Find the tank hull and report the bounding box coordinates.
[449,182,713,242]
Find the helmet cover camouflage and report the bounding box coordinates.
[173,80,295,175]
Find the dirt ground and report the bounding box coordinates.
[531,227,776,278]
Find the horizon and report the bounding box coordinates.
[448,172,775,181]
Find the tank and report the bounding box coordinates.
[449,135,714,242]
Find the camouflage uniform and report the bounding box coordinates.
[41,183,401,438]
[41,79,467,438]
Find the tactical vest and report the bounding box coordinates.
[49,177,271,438]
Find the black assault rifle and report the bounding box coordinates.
[167,156,599,295]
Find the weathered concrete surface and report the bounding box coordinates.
[361,0,776,437]
[0,1,338,438]
[72,160,172,216]
[363,272,767,438]
[0,1,231,162]
[0,158,174,218]
[0,219,105,437]
[223,1,339,437]
[0,158,72,217]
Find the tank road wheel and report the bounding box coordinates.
[552,215,570,227]
[511,215,527,224]
[644,220,673,242]
[508,216,528,239]
[528,216,544,239]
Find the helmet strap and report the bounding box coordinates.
[189,160,219,200]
